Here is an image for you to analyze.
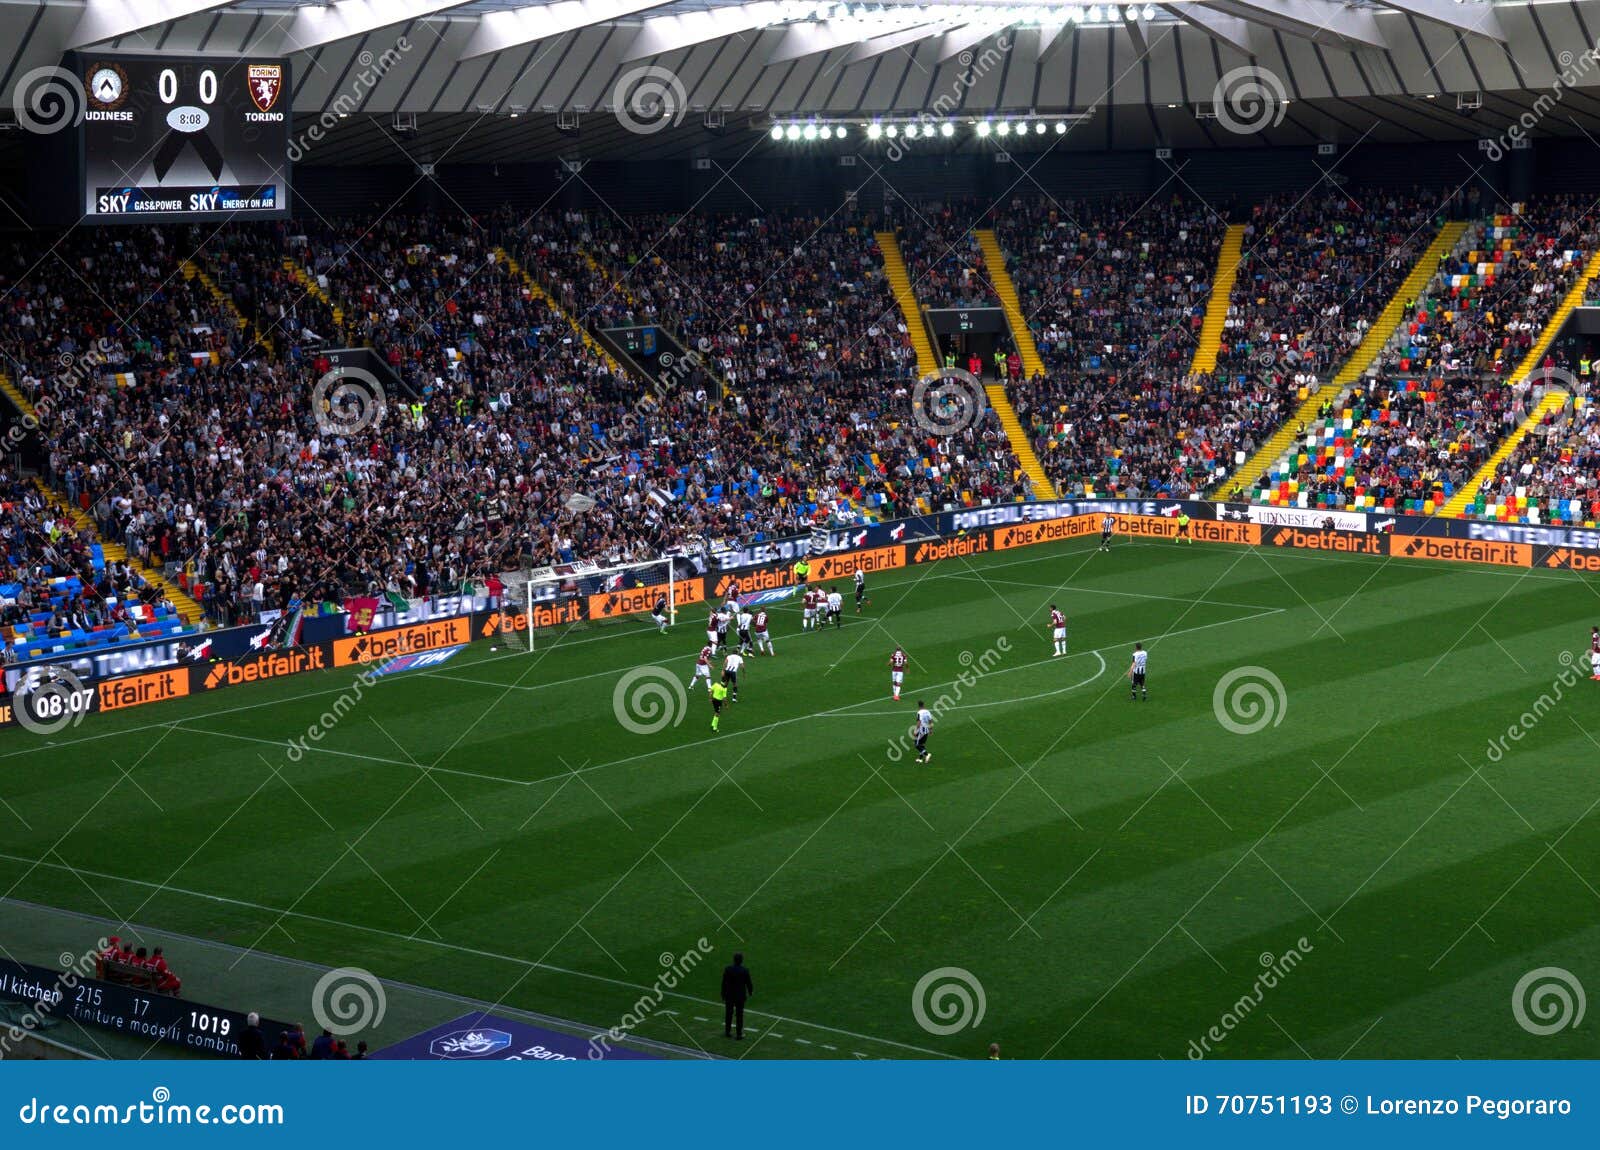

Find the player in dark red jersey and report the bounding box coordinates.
[889,647,908,701]
[1049,605,1067,657]
[753,609,774,656]
[690,644,714,691]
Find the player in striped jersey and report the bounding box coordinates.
[1129,643,1148,701]
[913,701,933,764]
[1100,514,1114,552]
[1049,605,1067,657]
[889,647,907,701]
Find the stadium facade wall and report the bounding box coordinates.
[0,499,1589,731]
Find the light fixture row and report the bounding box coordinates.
[769,118,1075,141]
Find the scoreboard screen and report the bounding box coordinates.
[75,53,291,222]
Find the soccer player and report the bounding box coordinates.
[752,608,774,656]
[1129,643,1148,701]
[1100,514,1114,552]
[826,586,843,628]
[802,588,818,631]
[710,679,730,731]
[715,607,732,649]
[722,650,744,702]
[705,608,721,654]
[1049,604,1067,657]
[737,609,754,654]
[690,644,714,691]
[652,594,670,633]
[854,569,868,613]
[889,647,907,701]
[913,701,933,764]
[1176,512,1193,544]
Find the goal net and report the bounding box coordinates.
[495,557,685,651]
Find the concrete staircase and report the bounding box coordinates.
[985,383,1057,499]
[1209,219,1469,501]
[181,257,275,359]
[282,256,346,340]
[1188,224,1246,375]
[0,374,205,624]
[973,229,1044,380]
[1437,389,1573,519]
[495,246,625,375]
[874,231,940,378]
[1505,248,1600,384]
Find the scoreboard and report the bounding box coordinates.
[74,53,291,222]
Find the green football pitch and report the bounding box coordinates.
[3,534,1598,1060]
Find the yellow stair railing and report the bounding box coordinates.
[973,229,1043,380]
[0,373,205,624]
[181,257,275,359]
[1504,249,1600,385]
[985,383,1057,500]
[282,256,346,340]
[1438,389,1572,518]
[495,246,624,375]
[1188,224,1246,375]
[1209,219,1468,500]
[874,230,939,378]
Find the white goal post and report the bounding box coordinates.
[497,557,684,651]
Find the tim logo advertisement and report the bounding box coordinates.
[994,515,1099,551]
[809,547,905,581]
[1396,538,1531,567]
[587,578,705,621]
[334,618,471,667]
[910,535,991,563]
[1267,526,1385,555]
[99,668,189,712]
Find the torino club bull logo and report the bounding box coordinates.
[248,64,282,113]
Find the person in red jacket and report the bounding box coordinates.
[149,947,182,995]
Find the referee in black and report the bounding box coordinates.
[721,952,754,1040]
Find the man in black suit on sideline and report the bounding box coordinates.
[721,952,754,1039]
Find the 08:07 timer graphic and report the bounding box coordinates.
[78,54,292,221]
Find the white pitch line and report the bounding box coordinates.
[942,571,1279,611]
[0,849,956,1059]
[829,651,1108,717]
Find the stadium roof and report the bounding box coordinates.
[1,0,1596,162]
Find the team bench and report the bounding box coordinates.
[95,956,178,995]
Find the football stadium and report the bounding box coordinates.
[0,0,1597,1099]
